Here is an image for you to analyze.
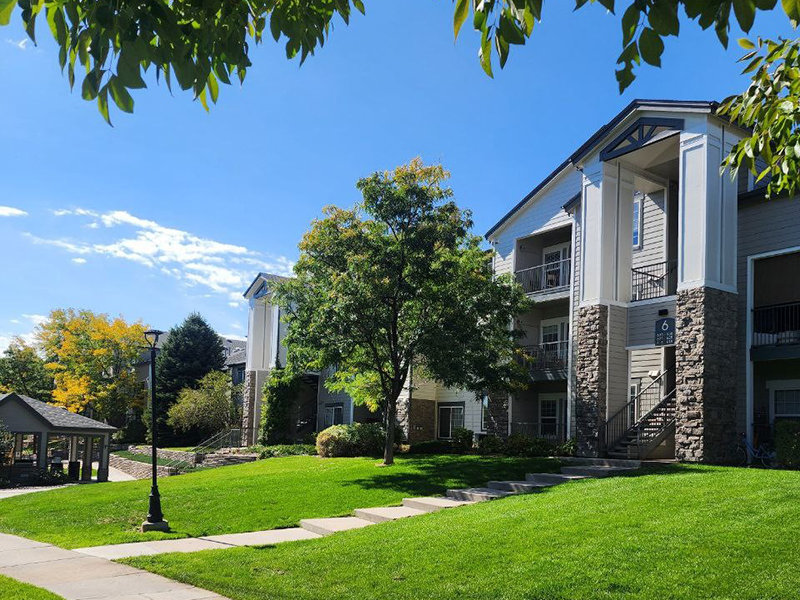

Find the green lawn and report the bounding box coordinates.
[112,450,189,468]
[0,455,557,548]
[0,575,63,599]
[126,465,800,600]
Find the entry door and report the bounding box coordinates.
[438,404,465,439]
[542,243,570,289]
[540,318,569,367]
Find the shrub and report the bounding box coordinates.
[477,434,505,454]
[451,428,474,453]
[257,444,317,459]
[504,434,555,457]
[315,423,386,457]
[259,369,300,445]
[775,420,800,468]
[554,437,577,457]
[407,440,456,454]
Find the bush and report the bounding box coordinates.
[257,444,317,459]
[316,423,386,457]
[451,428,474,453]
[407,439,457,454]
[775,420,800,468]
[477,434,505,454]
[554,437,577,457]
[259,369,300,445]
[503,434,555,457]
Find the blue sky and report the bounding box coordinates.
[0,2,794,349]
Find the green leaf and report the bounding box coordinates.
[108,76,134,113]
[207,72,219,104]
[647,2,679,36]
[453,0,469,40]
[732,0,756,32]
[98,85,112,126]
[198,87,209,112]
[638,27,664,67]
[479,29,493,78]
[0,0,14,26]
[621,3,640,46]
[117,48,146,89]
[738,37,756,49]
[782,0,800,24]
[81,70,99,100]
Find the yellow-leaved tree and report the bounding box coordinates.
[36,309,148,425]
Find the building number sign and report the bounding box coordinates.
[655,317,676,346]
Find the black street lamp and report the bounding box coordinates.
[141,329,169,533]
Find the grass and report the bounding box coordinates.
[0,454,557,548]
[125,465,800,600]
[0,575,63,599]
[112,450,186,467]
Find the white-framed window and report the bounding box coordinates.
[438,404,465,439]
[542,243,571,289]
[632,195,643,249]
[540,317,569,345]
[323,403,344,428]
[767,380,800,423]
[538,393,563,437]
[480,394,489,432]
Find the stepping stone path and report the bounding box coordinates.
[73,458,641,561]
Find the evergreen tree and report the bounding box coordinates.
[150,313,225,444]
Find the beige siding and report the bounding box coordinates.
[435,387,483,434]
[630,347,663,383]
[316,368,353,429]
[627,298,677,347]
[736,194,800,433]
[632,190,667,270]
[489,168,582,278]
[606,304,629,416]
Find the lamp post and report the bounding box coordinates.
[141,329,169,532]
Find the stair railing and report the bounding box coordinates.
[161,428,242,472]
[604,368,673,451]
[633,388,676,449]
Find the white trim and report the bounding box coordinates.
[767,380,800,424]
[676,280,737,294]
[632,194,643,250]
[566,213,577,439]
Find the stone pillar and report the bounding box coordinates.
[81,436,94,481]
[97,434,110,482]
[395,395,411,442]
[575,304,608,457]
[674,287,738,463]
[241,370,259,446]
[486,391,509,438]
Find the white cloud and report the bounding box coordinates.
[5,38,28,51]
[220,333,246,341]
[72,257,87,264]
[22,314,48,327]
[0,314,48,352]
[30,208,293,302]
[0,206,28,217]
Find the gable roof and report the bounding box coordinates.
[0,392,116,433]
[225,348,246,367]
[484,99,717,238]
[243,272,291,299]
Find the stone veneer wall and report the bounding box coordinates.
[395,395,411,441]
[675,286,738,463]
[575,304,609,457]
[109,454,178,479]
[241,370,258,446]
[128,446,200,465]
[486,391,509,438]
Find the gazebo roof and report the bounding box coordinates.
[0,392,116,434]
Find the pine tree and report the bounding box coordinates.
[149,313,225,445]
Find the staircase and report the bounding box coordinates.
[606,389,676,460]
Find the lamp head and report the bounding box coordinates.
[144,329,164,349]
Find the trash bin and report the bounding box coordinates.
[50,460,64,475]
[67,461,80,480]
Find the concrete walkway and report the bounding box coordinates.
[0,532,229,600]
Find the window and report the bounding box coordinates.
[775,389,800,417]
[323,404,344,428]
[480,395,489,432]
[539,396,561,437]
[632,196,642,248]
[542,243,571,289]
[438,404,465,439]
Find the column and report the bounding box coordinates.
[674,123,740,463]
[69,436,78,462]
[575,304,608,457]
[486,390,510,438]
[97,434,110,482]
[81,435,94,481]
[36,432,49,472]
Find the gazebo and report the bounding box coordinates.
[0,392,116,483]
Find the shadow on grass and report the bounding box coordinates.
[343,455,562,496]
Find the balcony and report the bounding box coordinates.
[510,420,566,443]
[631,260,677,302]
[516,258,571,296]
[752,302,800,360]
[520,342,568,380]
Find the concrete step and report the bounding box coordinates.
[446,487,513,502]
[354,506,427,523]
[560,457,641,468]
[299,517,374,536]
[525,472,588,485]
[402,497,474,512]
[486,480,552,493]
[560,465,638,478]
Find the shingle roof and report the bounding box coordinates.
[243,272,291,298]
[225,348,246,367]
[0,392,116,432]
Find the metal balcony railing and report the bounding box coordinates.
[510,421,566,442]
[631,259,677,301]
[516,258,571,295]
[520,341,569,372]
[753,301,800,347]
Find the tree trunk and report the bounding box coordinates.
[383,397,396,466]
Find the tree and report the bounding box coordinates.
[0,337,54,402]
[259,368,301,445]
[153,313,225,443]
[36,308,147,424]
[274,159,529,465]
[167,371,241,435]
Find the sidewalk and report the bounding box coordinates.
[0,533,228,600]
